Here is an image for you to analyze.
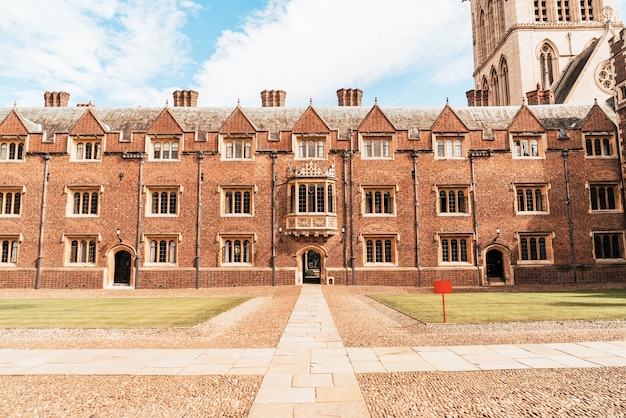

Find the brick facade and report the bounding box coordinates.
[1,92,625,288]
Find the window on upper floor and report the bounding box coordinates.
[222,186,254,216]
[515,184,549,214]
[518,233,553,263]
[593,232,624,260]
[296,136,327,160]
[534,0,547,21]
[363,235,397,265]
[147,187,180,216]
[72,136,102,162]
[512,135,544,159]
[557,0,571,21]
[439,234,474,265]
[66,186,101,217]
[580,0,593,21]
[0,188,22,216]
[145,236,178,265]
[435,135,465,159]
[362,186,395,216]
[0,237,19,265]
[148,136,180,161]
[0,138,25,161]
[223,137,253,160]
[220,235,254,265]
[65,236,98,265]
[539,44,556,90]
[362,136,393,159]
[437,186,470,215]
[289,181,336,214]
[585,135,616,158]
[589,183,621,212]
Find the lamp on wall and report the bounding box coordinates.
[495,226,501,241]
[118,173,124,181]
[116,228,122,243]
[278,226,283,242]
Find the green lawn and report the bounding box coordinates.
[0,297,250,328]
[369,290,626,324]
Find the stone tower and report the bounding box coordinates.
[467,0,623,106]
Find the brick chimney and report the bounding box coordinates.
[466,89,491,107]
[44,91,70,107]
[260,90,286,107]
[526,84,555,106]
[172,90,199,107]
[337,88,363,106]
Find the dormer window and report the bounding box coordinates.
[296,136,326,160]
[148,136,180,161]
[72,136,102,162]
[511,134,545,159]
[0,137,26,161]
[222,136,253,160]
[362,135,393,159]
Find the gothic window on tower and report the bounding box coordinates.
[580,0,593,21]
[539,44,556,90]
[534,0,547,21]
[557,0,571,21]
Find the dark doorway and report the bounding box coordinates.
[486,249,504,279]
[303,250,321,284]
[114,250,132,285]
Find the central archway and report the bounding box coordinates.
[295,245,327,285]
[481,243,513,285]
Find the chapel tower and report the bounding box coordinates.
[467,0,623,106]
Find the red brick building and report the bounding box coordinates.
[0,89,624,288]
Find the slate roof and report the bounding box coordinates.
[553,39,599,104]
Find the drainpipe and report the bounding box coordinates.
[470,153,481,286]
[349,131,356,285]
[134,154,145,289]
[271,152,278,286]
[342,151,349,285]
[562,150,577,284]
[412,151,421,287]
[195,152,204,289]
[35,153,51,289]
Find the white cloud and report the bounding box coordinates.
[0,0,196,107]
[193,0,473,107]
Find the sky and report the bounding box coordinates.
[0,0,624,109]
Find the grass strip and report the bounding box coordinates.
[0,297,250,328]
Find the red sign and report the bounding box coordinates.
[434,280,452,294]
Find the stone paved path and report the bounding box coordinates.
[2,285,626,417]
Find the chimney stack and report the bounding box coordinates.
[337,88,363,106]
[44,91,70,107]
[173,90,199,107]
[261,90,287,107]
[526,84,555,106]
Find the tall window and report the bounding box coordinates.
[438,187,469,215]
[512,136,542,158]
[534,0,547,21]
[363,187,395,215]
[67,238,97,264]
[518,234,552,262]
[297,138,326,159]
[223,187,253,215]
[0,139,25,161]
[557,0,571,21]
[221,237,253,265]
[589,184,619,211]
[224,138,252,160]
[539,44,556,90]
[435,136,464,159]
[580,0,593,20]
[0,238,18,264]
[515,185,548,213]
[0,189,22,215]
[585,136,615,157]
[362,137,392,159]
[364,236,396,264]
[593,233,623,259]
[150,138,180,160]
[289,181,335,214]
[71,190,99,216]
[73,137,102,161]
[500,58,510,106]
[148,239,177,264]
[440,235,472,264]
[148,188,179,216]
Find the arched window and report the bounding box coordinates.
[490,67,500,105]
[539,43,556,90]
[153,142,161,159]
[500,57,510,105]
[226,141,233,159]
[487,0,495,51]
[479,10,487,62]
[171,142,178,159]
[76,143,84,160]
[162,142,170,159]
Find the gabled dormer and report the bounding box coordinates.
[507,105,547,159]
[431,105,469,160]
[580,102,619,159]
[220,106,257,160]
[145,108,185,161]
[292,106,331,160]
[0,108,38,162]
[359,105,396,159]
[68,108,108,162]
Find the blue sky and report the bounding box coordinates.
[0,0,624,109]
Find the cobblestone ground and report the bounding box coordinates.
[358,368,626,418]
[0,375,262,417]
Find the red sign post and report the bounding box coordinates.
[433,280,453,323]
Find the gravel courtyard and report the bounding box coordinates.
[1,285,625,417]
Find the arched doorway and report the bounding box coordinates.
[114,250,132,285]
[303,250,321,284]
[486,249,504,281]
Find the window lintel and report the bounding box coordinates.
[62,233,102,243]
[217,233,257,242]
